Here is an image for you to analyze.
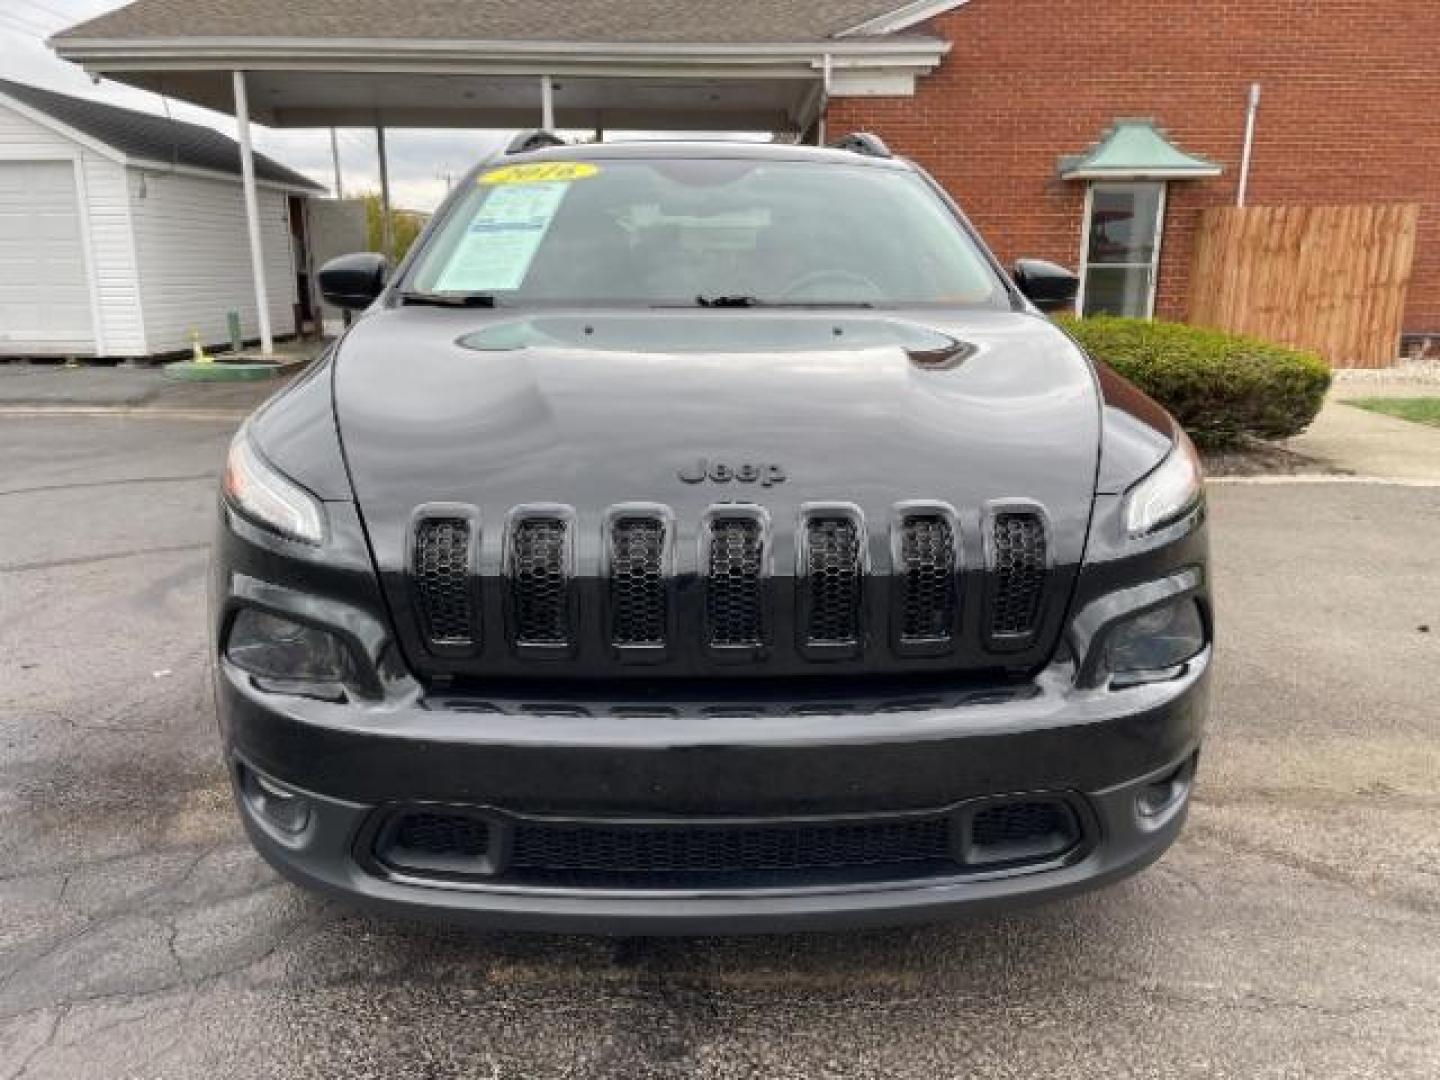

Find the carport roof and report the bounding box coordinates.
[50,2,956,132]
[0,78,321,190]
[52,0,950,45]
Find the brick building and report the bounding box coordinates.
[53,0,1440,343]
[826,0,1439,338]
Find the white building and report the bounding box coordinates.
[0,78,322,359]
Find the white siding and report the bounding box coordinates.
[128,169,298,354]
[0,161,93,351]
[0,101,144,356]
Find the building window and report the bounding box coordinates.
[1078,181,1166,318]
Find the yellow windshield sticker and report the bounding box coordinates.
[479,162,599,185]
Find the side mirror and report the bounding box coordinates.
[1013,258,1079,313]
[318,252,389,310]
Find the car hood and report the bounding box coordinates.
[332,306,1102,679]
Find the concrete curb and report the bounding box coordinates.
[163,360,279,382]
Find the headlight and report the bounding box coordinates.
[223,428,325,545]
[1123,433,1202,537]
[226,608,354,686]
[1104,598,1205,674]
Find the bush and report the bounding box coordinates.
[1056,316,1332,448]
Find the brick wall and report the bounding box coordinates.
[827,0,1440,333]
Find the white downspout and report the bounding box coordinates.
[1237,82,1261,208]
[232,71,272,355]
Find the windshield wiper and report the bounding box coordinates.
[691,295,875,309]
[399,291,498,308]
[695,294,762,308]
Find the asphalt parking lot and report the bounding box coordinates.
[1,410,1438,1079]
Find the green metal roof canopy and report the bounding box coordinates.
[1059,118,1222,180]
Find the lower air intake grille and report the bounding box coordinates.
[967,800,1079,866]
[707,518,764,647]
[510,518,570,645]
[990,512,1047,640]
[508,816,955,882]
[371,796,1086,888]
[609,517,667,646]
[805,516,863,645]
[899,514,957,642]
[393,811,490,861]
[413,517,475,647]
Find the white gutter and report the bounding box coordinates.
[53,36,951,63]
[1237,82,1261,208]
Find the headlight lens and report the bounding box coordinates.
[226,608,354,685]
[1124,433,1202,537]
[1104,599,1205,674]
[223,428,325,545]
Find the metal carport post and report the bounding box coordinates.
[231,70,273,355]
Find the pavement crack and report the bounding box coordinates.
[4,1004,68,1080]
[0,542,210,574]
[1186,823,1440,917]
[0,473,215,498]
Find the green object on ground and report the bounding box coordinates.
[227,311,244,353]
[1345,397,1440,428]
[1055,315,1332,448]
[162,360,277,382]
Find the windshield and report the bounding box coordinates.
[406,157,1007,307]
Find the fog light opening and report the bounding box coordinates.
[1136,756,1196,822]
[240,765,313,835]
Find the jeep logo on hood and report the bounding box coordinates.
[678,459,786,487]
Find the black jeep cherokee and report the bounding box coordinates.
[212,134,1209,933]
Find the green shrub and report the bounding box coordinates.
[1055,316,1332,448]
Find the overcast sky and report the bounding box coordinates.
[0,0,509,210]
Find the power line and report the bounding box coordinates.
[0,11,54,37]
[13,0,71,21]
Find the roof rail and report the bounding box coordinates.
[505,129,566,155]
[829,132,892,159]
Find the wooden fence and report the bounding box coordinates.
[1187,203,1419,367]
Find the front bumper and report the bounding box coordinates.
[218,648,1209,934]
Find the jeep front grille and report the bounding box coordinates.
[509,517,571,645]
[609,516,668,646]
[989,511,1047,642]
[706,516,765,647]
[404,501,1056,665]
[412,516,476,648]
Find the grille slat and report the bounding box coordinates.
[899,514,957,643]
[989,512,1047,640]
[805,515,863,645]
[707,517,765,647]
[413,517,476,647]
[609,517,668,647]
[510,518,571,645]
